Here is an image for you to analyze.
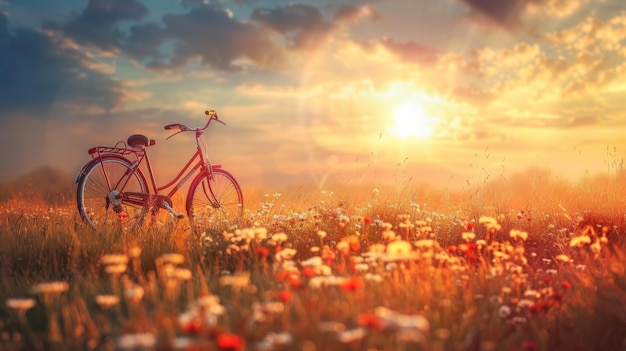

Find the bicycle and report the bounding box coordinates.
[75,110,243,232]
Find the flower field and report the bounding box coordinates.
[1,172,626,351]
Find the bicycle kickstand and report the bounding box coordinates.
[163,202,184,219]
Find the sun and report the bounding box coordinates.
[390,102,436,139]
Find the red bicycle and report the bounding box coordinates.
[75,110,243,231]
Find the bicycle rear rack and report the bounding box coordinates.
[88,146,141,158]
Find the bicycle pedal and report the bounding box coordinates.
[162,202,184,219]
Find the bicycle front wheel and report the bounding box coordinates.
[186,168,243,232]
[77,156,149,231]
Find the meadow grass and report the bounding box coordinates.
[1,170,626,351]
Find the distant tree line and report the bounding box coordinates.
[0,166,74,205]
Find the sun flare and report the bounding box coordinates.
[390,102,436,139]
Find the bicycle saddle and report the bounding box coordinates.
[127,134,156,148]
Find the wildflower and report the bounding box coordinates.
[354,263,369,272]
[561,281,572,289]
[5,298,36,312]
[479,216,501,231]
[219,272,250,289]
[105,263,127,275]
[338,328,366,343]
[255,246,270,258]
[95,295,120,309]
[179,312,202,334]
[382,228,396,241]
[217,333,244,351]
[510,229,528,241]
[517,299,534,308]
[302,256,323,267]
[522,340,538,351]
[32,281,69,295]
[386,240,413,260]
[524,290,539,298]
[364,217,373,225]
[498,305,511,318]
[489,295,503,304]
[569,235,591,247]
[358,313,384,330]
[124,285,144,301]
[128,246,142,258]
[555,254,570,263]
[172,336,197,350]
[275,248,297,261]
[414,239,437,249]
[462,231,475,242]
[278,290,292,303]
[259,332,293,349]
[160,253,185,265]
[336,240,350,255]
[169,268,193,281]
[340,277,363,292]
[101,254,129,265]
[117,333,157,350]
[512,316,527,325]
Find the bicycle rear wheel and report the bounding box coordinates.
[77,156,148,231]
[186,168,243,232]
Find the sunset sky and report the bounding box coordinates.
[1,0,625,191]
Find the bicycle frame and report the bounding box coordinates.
[85,129,217,210]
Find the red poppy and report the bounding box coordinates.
[288,276,302,289]
[358,313,384,330]
[340,276,363,292]
[278,290,292,303]
[255,246,270,259]
[322,247,336,264]
[561,281,572,290]
[522,340,538,351]
[529,302,550,314]
[466,222,475,231]
[275,270,289,282]
[348,236,361,252]
[181,319,202,334]
[364,217,373,225]
[217,333,244,351]
[550,292,564,304]
[302,266,316,278]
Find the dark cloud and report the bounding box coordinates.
[130,5,283,71]
[379,37,439,66]
[47,0,148,52]
[457,0,530,30]
[250,4,334,50]
[0,12,124,116]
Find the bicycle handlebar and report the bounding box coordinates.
[163,110,225,132]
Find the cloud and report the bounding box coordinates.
[381,37,440,66]
[250,4,378,50]
[457,0,529,30]
[250,4,335,50]
[0,12,125,116]
[46,0,148,53]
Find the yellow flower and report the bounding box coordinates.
[510,229,528,241]
[32,281,69,295]
[386,240,413,260]
[160,253,185,265]
[462,232,475,241]
[101,254,129,265]
[569,235,591,247]
[95,295,120,309]
[6,298,36,312]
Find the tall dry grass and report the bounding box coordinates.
[0,168,626,350]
